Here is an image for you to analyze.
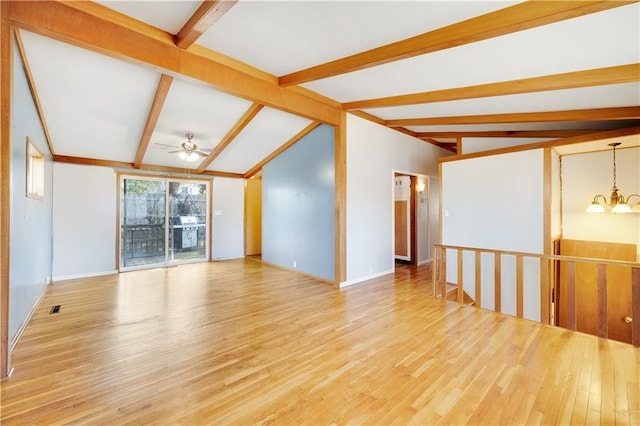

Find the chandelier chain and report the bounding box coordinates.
[611,143,617,190]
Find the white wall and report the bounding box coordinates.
[345,113,449,285]
[10,42,54,342]
[441,149,545,321]
[212,177,245,260]
[561,146,640,261]
[52,163,117,279]
[416,175,432,264]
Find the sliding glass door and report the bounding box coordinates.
[120,176,209,270]
[167,181,208,262]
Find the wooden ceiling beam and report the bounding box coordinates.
[416,130,599,139]
[343,64,640,110]
[133,74,173,168]
[419,137,457,153]
[244,121,322,178]
[8,1,340,125]
[279,1,633,86]
[440,125,640,163]
[14,29,55,156]
[175,0,238,49]
[53,155,244,179]
[386,106,640,127]
[195,103,263,173]
[348,110,385,126]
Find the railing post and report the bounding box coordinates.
[516,255,523,318]
[632,267,640,346]
[457,248,464,304]
[475,251,481,309]
[566,261,576,331]
[540,258,550,325]
[440,248,447,300]
[597,263,608,339]
[494,253,501,313]
[432,246,439,298]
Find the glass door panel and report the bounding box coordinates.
[120,178,167,268]
[168,181,207,262]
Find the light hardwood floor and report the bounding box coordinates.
[1,259,638,424]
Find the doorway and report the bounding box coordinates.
[119,175,210,270]
[394,173,417,265]
[392,172,437,269]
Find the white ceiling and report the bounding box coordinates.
[13,1,640,175]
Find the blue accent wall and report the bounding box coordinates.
[9,43,54,342]
[262,124,334,281]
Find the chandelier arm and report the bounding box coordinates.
[624,194,640,207]
[591,194,608,205]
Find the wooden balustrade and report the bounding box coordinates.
[432,244,640,346]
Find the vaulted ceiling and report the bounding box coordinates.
[8,0,640,177]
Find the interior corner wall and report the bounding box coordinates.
[262,124,335,281]
[52,163,116,280]
[441,149,545,321]
[212,177,245,260]
[345,113,449,285]
[9,42,53,342]
[561,146,640,261]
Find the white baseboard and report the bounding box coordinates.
[339,269,394,288]
[212,256,245,261]
[418,258,433,266]
[53,270,117,282]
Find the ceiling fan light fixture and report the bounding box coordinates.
[178,151,199,162]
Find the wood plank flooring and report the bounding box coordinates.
[1,259,638,424]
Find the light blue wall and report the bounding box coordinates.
[9,43,54,342]
[262,124,334,281]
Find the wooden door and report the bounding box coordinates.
[245,178,262,256]
[557,239,636,343]
[394,200,408,258]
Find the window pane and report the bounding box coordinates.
[168,182,207,262]
[120,178,167,268]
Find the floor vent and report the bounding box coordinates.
[50,305,61,314]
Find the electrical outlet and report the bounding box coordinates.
[293,260,297,268]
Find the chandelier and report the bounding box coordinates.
[586,142,639,213]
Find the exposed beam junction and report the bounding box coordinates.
[175,0,238,49]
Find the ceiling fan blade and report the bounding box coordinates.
[195,151,210,157]
[168,150,183,154]
[155,143,181,149]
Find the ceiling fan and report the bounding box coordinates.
[156,133,212,162]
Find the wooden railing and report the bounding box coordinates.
[432,244,640,346]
